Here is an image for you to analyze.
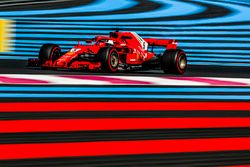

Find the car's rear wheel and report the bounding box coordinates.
[98,48,119,72]
[161,49,187,75]
[39,44,61,64]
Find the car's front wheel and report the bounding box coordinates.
[98,48,119,72]
[39,44,61,64]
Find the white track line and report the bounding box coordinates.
[108,76,208,86]
[0,74,249,86]
[0,74,110,85]
[207,77,250,85]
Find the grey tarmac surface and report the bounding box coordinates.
[0,59,249,78]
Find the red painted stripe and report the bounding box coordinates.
[61,75,151,84]
[1,118,250,133]
[167,77,248,86]
[0,102,249,112]
[0,137,250,160]
[0,76,49,84]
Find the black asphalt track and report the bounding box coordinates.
[1,151,250,167]
[0,59,249,78]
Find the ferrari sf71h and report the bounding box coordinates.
[28,31,187,74]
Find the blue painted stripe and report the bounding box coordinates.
[15,23,250,30]
[8,43,65,47]
[1,0,204,20]
[0,93,249,100]
[14,48,40,51]
[188,61,250,67]
[29,0,244,25]
[0,87,249,92]
[189,54,250,59]
[188,57,250,63]
[0,56,37,60]
[224,0,250,5]
[185,50,250,54]
[11,40,79,45]
[0,52,37,55]
[15,29,250,36]
[0,0,137,16]
[14,31,250,37]
[180,43,249,48]
[16,20,249,31]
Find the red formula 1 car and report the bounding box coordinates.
[28,31,187,74]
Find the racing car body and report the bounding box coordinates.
[28,31,187,74]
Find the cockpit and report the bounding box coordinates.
[96,39,114,46]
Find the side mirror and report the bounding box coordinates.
[85,40,93,44]
[110,32,118,38]
[121,36,132,39]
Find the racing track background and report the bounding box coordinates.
[0,0,250,166]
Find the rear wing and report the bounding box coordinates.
[143,38,178,50]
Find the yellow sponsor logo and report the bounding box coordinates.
[0,19,13,52]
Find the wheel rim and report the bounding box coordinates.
[52,49,60,60]
[110,52,118,68]
[178,54,187,70]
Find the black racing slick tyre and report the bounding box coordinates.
[98,48,119,72]
[162,49,187,75]
[39,44,61,63]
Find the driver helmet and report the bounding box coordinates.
[107,40,114,45]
